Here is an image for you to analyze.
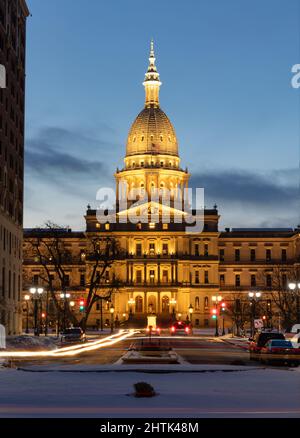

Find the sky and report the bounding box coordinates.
[24,0,300,231]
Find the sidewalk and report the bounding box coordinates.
[220,334,249,351]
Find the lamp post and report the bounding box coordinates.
[212,295,222,337]
[60,292,71,331]
[110,303,115,333]
[30,287,44,336]
[24,294,30,334]
[188,304,194,325]
[288,282,300,324]
[248,291,262,338]
[221,301,226,336]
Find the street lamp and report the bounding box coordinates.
[212,295,222,337]
[30,287,44,336]
[288,282,300,324]
[110,303,115,333]
[60,292,71,331]
[248,291,262,338]
[24,294,30,334]
[188,304,194,325]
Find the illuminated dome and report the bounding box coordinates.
[126,106,178,157]
[126,40,178,158]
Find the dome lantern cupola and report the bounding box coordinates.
[143,39,162,108]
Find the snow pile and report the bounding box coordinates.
[6,336,59,351]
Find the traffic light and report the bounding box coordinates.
[211,308,218,319]
[79,299,86,312]
[221,302,226,312]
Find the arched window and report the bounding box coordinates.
[135,296,143,313]
[162,296,170,313]
[204,296,209,310]
[195,296,200,311]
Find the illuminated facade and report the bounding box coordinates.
[22,43,300,330]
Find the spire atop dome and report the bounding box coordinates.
[143,39,162,108]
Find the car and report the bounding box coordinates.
[170,321,193,336]
[248,331,285,360]
[60,327,86,344]
[291,332,300,348]
[260,339,300,366]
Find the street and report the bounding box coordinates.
[13,333,254,368]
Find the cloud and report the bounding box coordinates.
[190,168,298,206]
[190,168,299,228]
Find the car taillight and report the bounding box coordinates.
[185,327,190,333]
[171,326,175,332]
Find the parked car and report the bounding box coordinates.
[249,331,285,360]
[260,339,300,366]
[170,321,193,336]
[60,327,86,344]
[290,332,300,348]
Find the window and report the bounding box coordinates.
[195,271,200,284]
[281,249,287,262]
[195,244,199,256]
[204,296,209,310]
[195,296,200,310]
[282,274,287,287]
[162,243,168,255]
[266,249,272,262]
[64,275,70,287]
[250,249,256,262]
[136,243,142,256]
[149,243,155,255]
[149,270,155,284]
[135,296,143,313]
[251,274,256,287]
[235,275,240,287]
[163,223,168,230]
[162,270,168,283]
[105,223,110,231]
[219,249,225,261]
[33,274,39,285]
[204,270,209,284]
[149,222,155,229]
[136,270,142,284]
[235,249,240,262]
[80,274,85,287]
[220,274,225,286]
[204,244,209,257]
[266,274,272,288]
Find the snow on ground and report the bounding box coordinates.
[5,336,59,351]
[0,366,299,418]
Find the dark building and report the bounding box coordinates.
[0,0,29,334]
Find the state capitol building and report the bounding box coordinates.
[22,43,299,331]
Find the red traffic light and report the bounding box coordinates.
[211,308,218,315]
[221,302,226,308]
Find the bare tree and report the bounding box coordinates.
[258,265,300,330]
[23,223,122,332]
[226,293,251,336]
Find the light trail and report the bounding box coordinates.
[0,330,138,358]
